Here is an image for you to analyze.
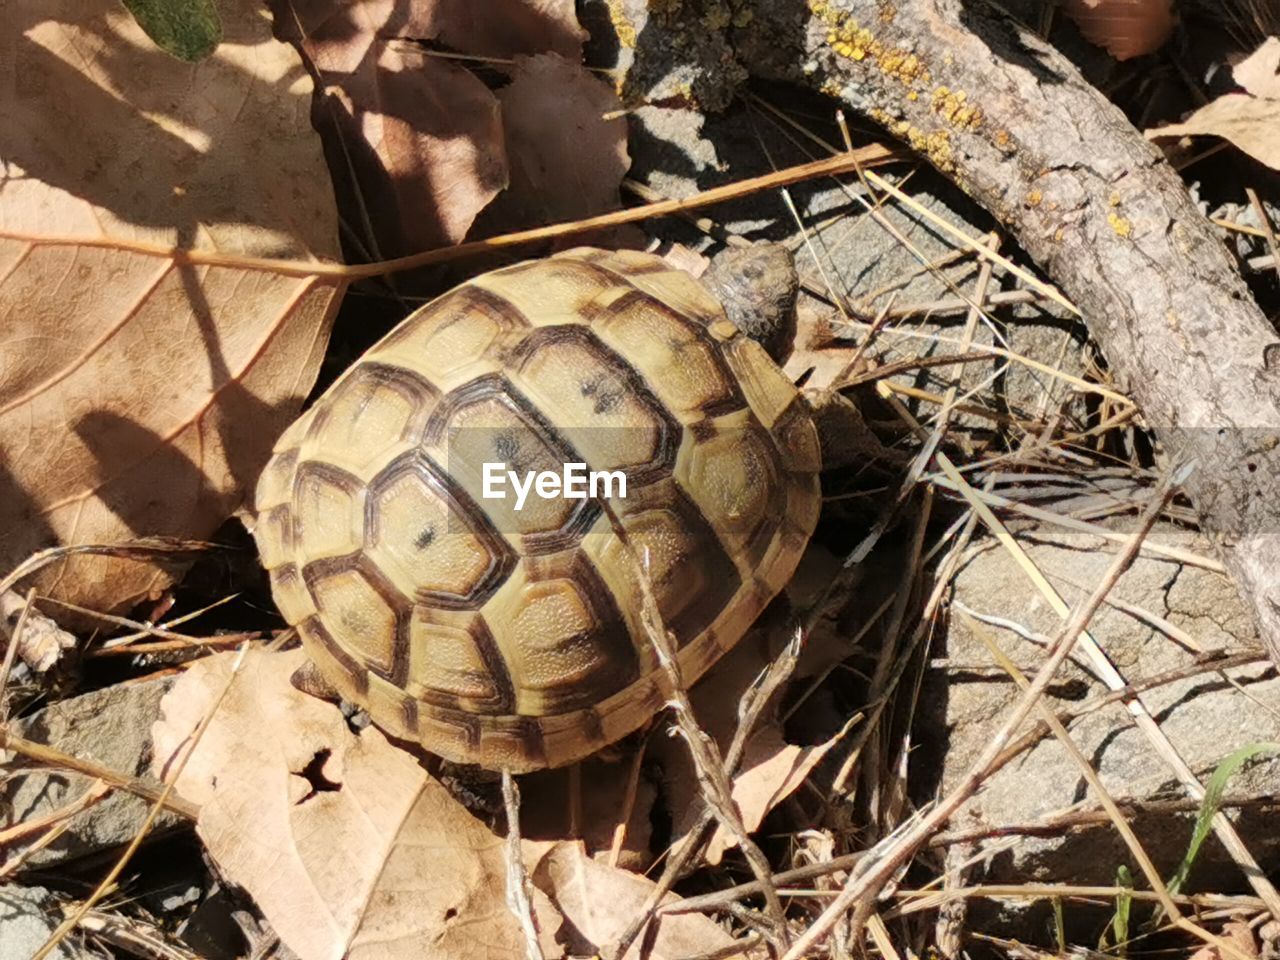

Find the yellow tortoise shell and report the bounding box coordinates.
[253,248,821,771]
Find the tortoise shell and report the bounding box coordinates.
[253,248,821,772]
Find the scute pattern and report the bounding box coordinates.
[254,248,821,771]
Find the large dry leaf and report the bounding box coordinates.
[277,1,594,257]
[0,0,343,611]
[1146,36,1280,169]
[484,53,630,230]
[277,0,509,255]
[1061,0,1174,60]
[1147,96,1280,171]
[152,648,563,960]
[530,841,747,960]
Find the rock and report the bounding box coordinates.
[2,677,178,869]
[176,887,250,960]
[0,885,106,960]
[924,519,1280,936]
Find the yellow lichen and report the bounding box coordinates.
[732,7,753,26]
[811,0,929,85]
[1108,191,1122,207]
[606,0,637,48]
[929,87,982,130]
[889,120,952,170]
[1026,190,1042,207]
[1108,211,1132,237]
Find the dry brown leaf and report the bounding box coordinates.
[152,647,563,960]
[1061,0,1174,60]
[653,630,848,865]
[1146,37,1280,170]
[0,0,343,612]
[1146,94,1280,170]
[1188,920,1258,960]
[412,0,586,60]
[661,715,848,865]
[277,2,594,257]
[277,1,509,255]
[707,722,847,863]
[520,755,658,871]
[1234,36,1280,99]
[530,841,747,960]
[483,53,630,230]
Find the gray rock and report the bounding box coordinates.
[927,520,1280,935]
[2,677,177,869]
[0,885,106,960]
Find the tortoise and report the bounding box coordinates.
[252,244,821,772]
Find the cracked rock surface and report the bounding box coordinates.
[3,677,177,868]
[0,885,105,960]
[921,518,1280,933]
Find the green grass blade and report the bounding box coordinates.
[1166,740,1280,898]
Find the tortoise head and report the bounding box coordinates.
[699,242,799,367]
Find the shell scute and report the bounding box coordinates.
[299,363,433,480]
[363,453,513,608]
[405,610,512,714]
[308,567,399,677]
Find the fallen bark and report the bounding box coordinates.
[619,0,1280,666]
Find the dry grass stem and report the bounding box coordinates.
[69,906,202,960]
[638,590,790,949]
[0,587,36,719]
[777,468,1181,960]
[748,94,1079,316]
[850,323,1132,405]
[964,612,1183,917]
[894,884,1269,914]
[0,145,899,282]
[0,731,199,821]
[1245,187,1280,287]
[0,778,109,848]
[88,634,257,658]
[886,388,1280,917]
[927,478,1225,570]
[0,780,111,880]
[502,769,546,960]
[608,594,804,958]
